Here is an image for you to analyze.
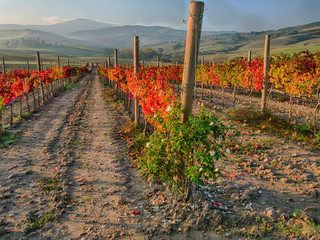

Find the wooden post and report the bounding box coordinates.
[134,36,140,128]
[201,57,204,99]
[261,35,270,115]
[114,49,119,95]
[2,57,5,73]
[105,58,108,68]
[36,51,45,103]
[57,56,60,67]
[181,1,204,123]
[26,59,30,70]
[114,49,118,67]
[67,59,70,66]
[157,56,160,67]
[0,110,2,133]
[248,50,252,61]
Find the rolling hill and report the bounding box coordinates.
[0,18,319,60]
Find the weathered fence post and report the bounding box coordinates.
[261,35,270,115]
[26,59,30,70]
[248,50,252,61]
[157,56,160,67]
[134,36,140,128]
[181,1,204,123]
[114,49,119,96]
[57,56,60,67]
[36,51,45,103]
[2,57,5,73]
[114,49,118,67]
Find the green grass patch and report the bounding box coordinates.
[277,209,320,238]
[37,177,62,194]
[0,131,17,148]
[66,82,77,90]
[25,209,59,232]
[225,107,319,148]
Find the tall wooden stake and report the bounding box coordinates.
[108,56,111,68]
[134,36,140,128]
[248,50,252,61]
[261,35,270,115]
[57,56,60,67]
[114,49,118,67]
[157,56,160,67]
[26,59,30,70]
[2,57,5,73]
[181,1,204,123]
[36,51,45,103]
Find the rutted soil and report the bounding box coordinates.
[0,70,319,240]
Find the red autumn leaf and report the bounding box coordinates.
[147,193,152,198]
[77,178,85,182]
[240,173,246,176]
[95,150,101,153]
[95,146,102,149]
[211,201,223,207]
[129,210,140,215]
[227,174,236,178]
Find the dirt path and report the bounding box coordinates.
[1,70,319,240]
[0,71,151,239]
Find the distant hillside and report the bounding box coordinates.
[0,18,121,36]
[0,18,319,59]
[147,21,320,63]
[69,25,189,48]
[0,29,103,57]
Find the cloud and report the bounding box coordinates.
[43,16,68,24]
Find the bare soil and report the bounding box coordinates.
[0,71,319,240]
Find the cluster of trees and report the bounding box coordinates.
[104,46,183,63]
[3,37,63,48]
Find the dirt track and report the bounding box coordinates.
[0,71,151,239]
[0,70,319,240]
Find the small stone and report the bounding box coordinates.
[24,170,33,175]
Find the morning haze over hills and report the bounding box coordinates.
[0,18,319,61]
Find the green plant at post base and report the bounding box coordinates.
[139,104,228,198]
[316,131,320,146]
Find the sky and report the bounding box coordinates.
[0,0,319,32]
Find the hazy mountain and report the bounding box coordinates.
[0,18,121,36]
[0,18,319,58]
[0,29,94,47]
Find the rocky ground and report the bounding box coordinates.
[0,71,319,239]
